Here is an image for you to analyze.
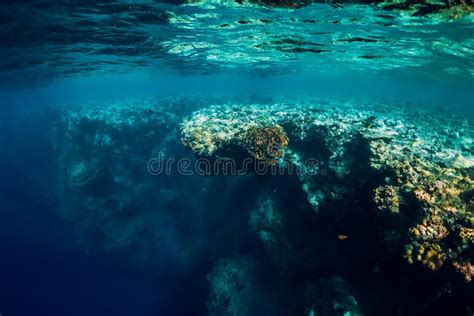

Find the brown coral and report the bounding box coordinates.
[374,185,400,214]
[368,135,473,279]
[409,217,449,242]
[452,260,474,282]
[243,125,289,165]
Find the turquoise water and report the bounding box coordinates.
[0,1,473,316]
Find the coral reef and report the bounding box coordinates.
[243,125,289,165]
[207,256,256,316]
[305,276,363,316]
[249,196,285,265]
[374,185,400,215]
[452,260,474,282]
[181,99,473,284]
[367,125,473,280]
[405,242,446,271]
[54,96,473,315]
[54,98,192,251]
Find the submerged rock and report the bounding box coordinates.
[207,256,257,316]
[54,98,185,251]
[249,196,286,266]
[305,276,363,316]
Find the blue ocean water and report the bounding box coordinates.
[0,1,473,316]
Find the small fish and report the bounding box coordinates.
[337,234,349,240]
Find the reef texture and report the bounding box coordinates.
[54,97,473,315]
[207,256,257,316]
[305,276,363,316]
[53,98,189,251]
[243,125,289,165]
[249,196,287,266]
[181,99,474,284]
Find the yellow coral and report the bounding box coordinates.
[459,226,474,244]
[410,217,448,242]
[422,248,445,271]
[405,243,445,271]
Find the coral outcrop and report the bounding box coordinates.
[243,125,289,165]
[367,122,473,280]
[374,185,400,215]
[54,98,190,251]
[181,99,473,284]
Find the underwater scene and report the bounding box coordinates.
[0,0,473,315]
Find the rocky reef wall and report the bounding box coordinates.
[181,98,473,315]
[54,97,473,315]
